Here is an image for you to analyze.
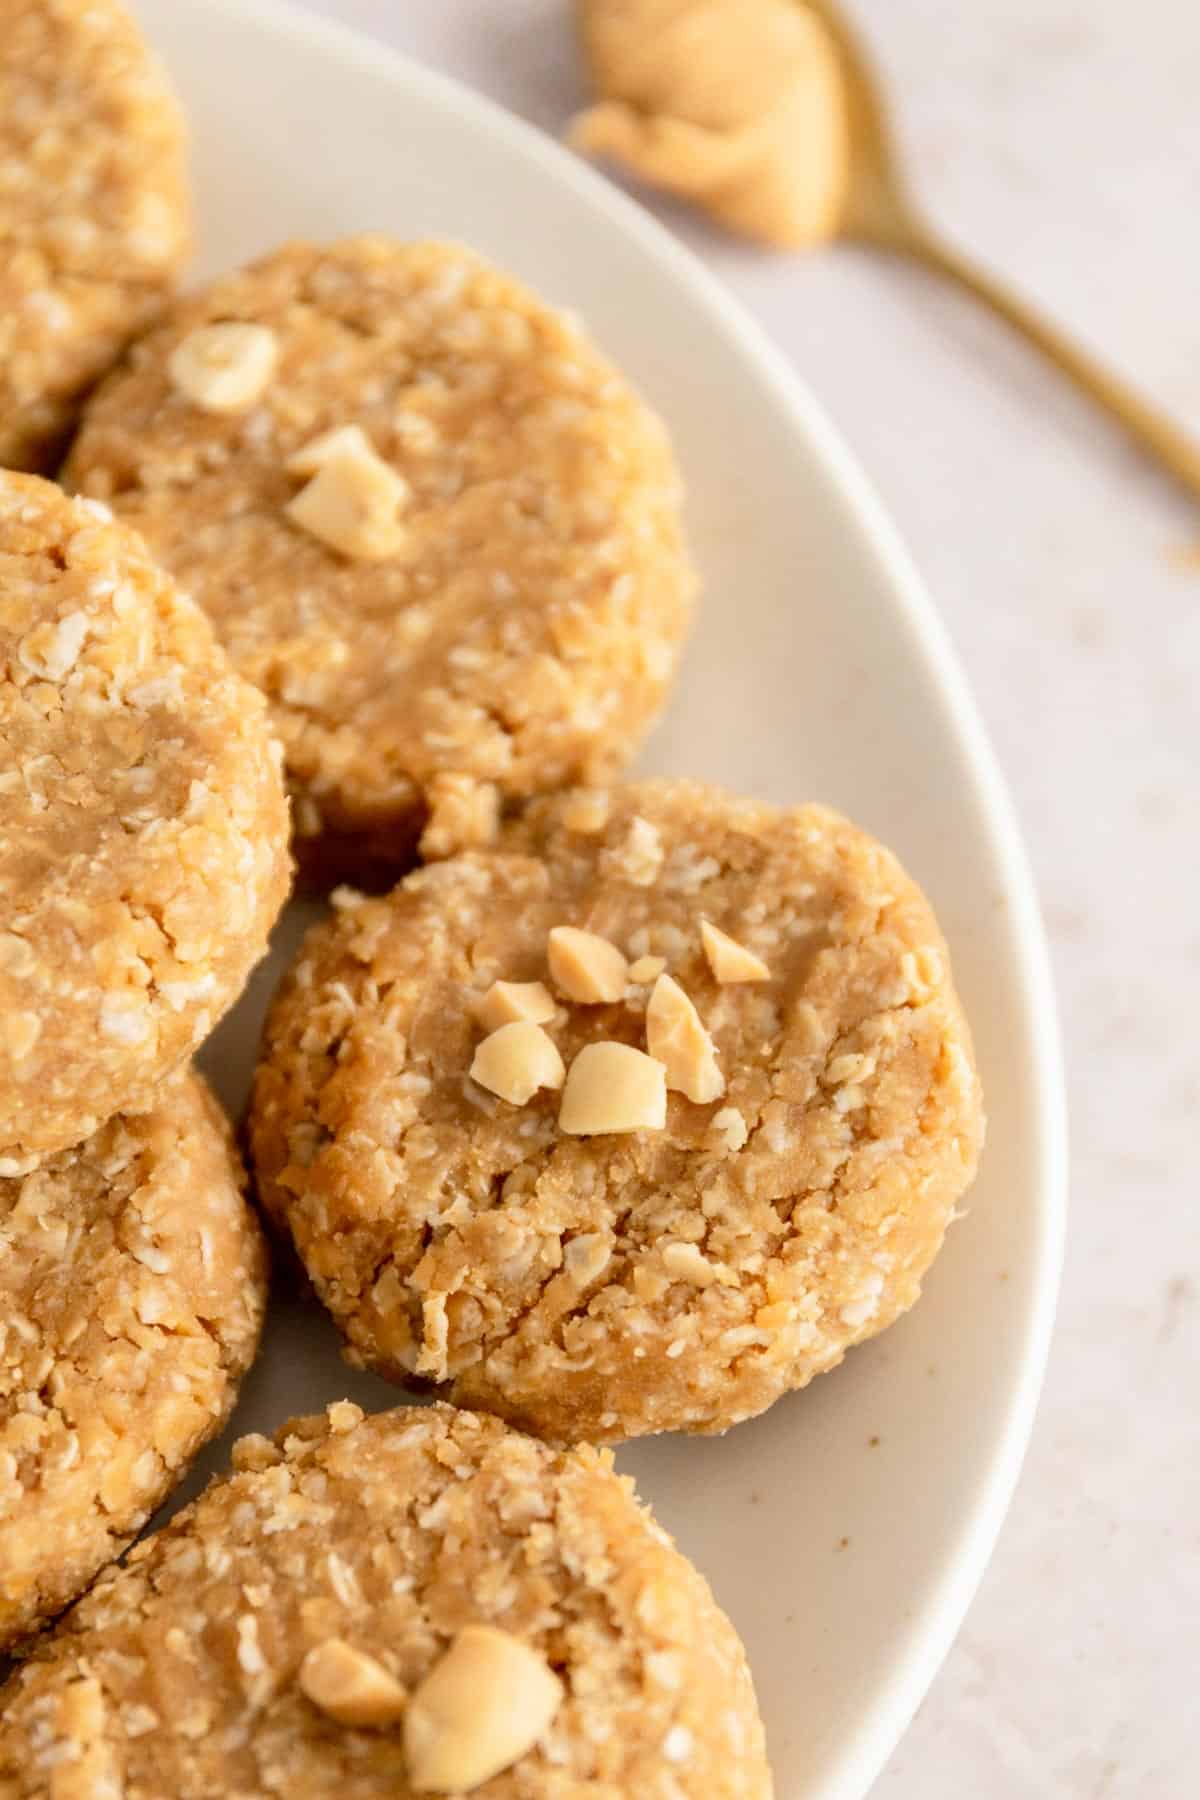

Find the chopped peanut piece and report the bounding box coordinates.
[285,423,377,477]
[547,926,627,1002]
[473,980,557,1033]
[645,973,724,1103]
[299,1638,408,1728]
[470,1022,565,1105]
[627,954,666,984]
[285,432,410,561]
[167,322,277,412]
[404,1624,563,1793]
[700,918,770,984]
[559,1041,667,1135]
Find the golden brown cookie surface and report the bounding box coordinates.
[0,0,189,471]
[65,237,695,875]
[0,474,291,1169]
[0,1072,267,1651]
[0,1403,771,1799]
[250,780,983,1443]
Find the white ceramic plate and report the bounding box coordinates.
[135,1,1068,1793]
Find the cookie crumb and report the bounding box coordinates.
[839,1270,884,1328]
[418,773,500,860]
[661,1241,732,1289]
[605,813,664,885]
[561,789,611,833]
[710,1105,748,1153]
[327,1400,364,1435]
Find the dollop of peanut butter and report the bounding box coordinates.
[570,0,849,249]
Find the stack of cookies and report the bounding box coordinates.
[0,5,983,1796]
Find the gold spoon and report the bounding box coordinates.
[808,0,1200,504]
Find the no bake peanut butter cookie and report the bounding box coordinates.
[251,779,983,1444]
[0,1072,267,1651]
[0,1402,771,1799]
[65,237,696,876]
[0,473,290,1169]
[0,0,189,471]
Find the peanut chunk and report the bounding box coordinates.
[473,980,557,1033]
[285,423,377,477]
[167,322,277,412]
[559,1041,667,1135]
[404,1624,563,1793]
[285,430,410,561]
[547,926,627,1003]
[628,954,666,984]
[645,974,724,1103]
[700,918,770,984]
[299,1638,407,1728]
[470,1022,565,1105]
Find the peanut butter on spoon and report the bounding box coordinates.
[570,0,1200,505]
[570,0,849,249]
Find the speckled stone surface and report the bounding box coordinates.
[294,3,1198,1792]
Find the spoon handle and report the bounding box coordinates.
[910,228,1200,505]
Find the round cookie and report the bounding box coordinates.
[250,779,984,1444]
[0,0,189,472]
[0,472,291,1169]
[0,1402,771,1798]
[64,237,695,876]
[0,1071,267,1651]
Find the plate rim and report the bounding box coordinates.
[142,1,1070,1791]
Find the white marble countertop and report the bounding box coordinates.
[297,3,1198,1791]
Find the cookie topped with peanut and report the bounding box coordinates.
[0,1403,771,1798]
[250,778,982,1444]
[65,237,695,879]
